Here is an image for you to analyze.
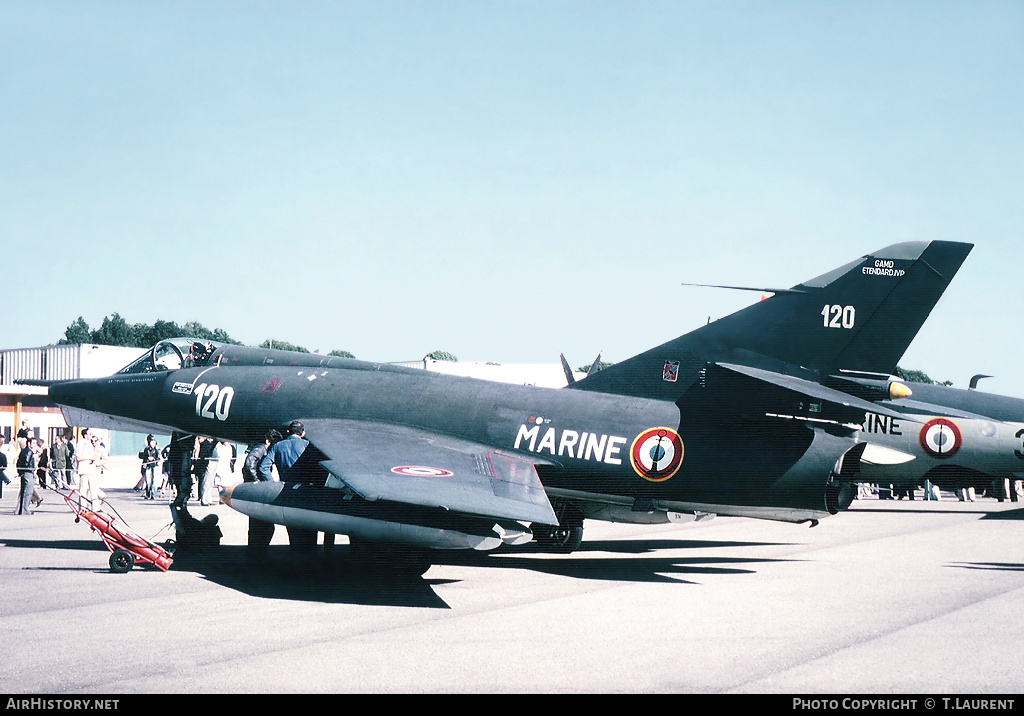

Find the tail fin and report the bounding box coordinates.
[573,240,973,399]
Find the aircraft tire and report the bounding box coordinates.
[109,549,135,574]
[534,524,584,553]
[534,503,584,553]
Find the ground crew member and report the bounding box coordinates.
[258,421,319,549]
[243,429,281,549]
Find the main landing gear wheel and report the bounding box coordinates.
[534,523,584,553]
[348,536,434,579]
[533,503,584,553]
[109,549,136,573]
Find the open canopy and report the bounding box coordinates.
[117,338,226,374]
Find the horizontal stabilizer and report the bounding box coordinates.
[680,282,808,296]
[716,362,918,424]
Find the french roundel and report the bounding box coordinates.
[918,418,962,459]
[390,465,454,477]
[630,427,684,482]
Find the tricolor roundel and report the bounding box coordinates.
[918,418,962,459]
[630,427,684,482]
[390,465,455,477]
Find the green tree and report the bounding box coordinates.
[60,317,92,345]
[181,322,216,342]
[179,322,240,345]
[328,349,356,359]
[58,315,241,348]
[895,367,952,387]
[426,350,458,361]
[260,339,310,353]
[577,361,614,374]
[210,328,239,344]
[140,319,183,346]
[90,313,140,347]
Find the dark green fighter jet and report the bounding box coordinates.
[46,240,971,569]
[855,377,1024,496]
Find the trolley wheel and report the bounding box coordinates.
[109,549,136,573]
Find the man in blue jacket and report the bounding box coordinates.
[258,421,308,481]
[258,421,320,550]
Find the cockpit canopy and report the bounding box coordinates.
[117,338,225,374]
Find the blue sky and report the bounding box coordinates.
[2,1,1023,395]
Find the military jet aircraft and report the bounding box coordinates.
[44,240,971,573]
[856,377,1024,496]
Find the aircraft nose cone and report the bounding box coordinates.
[48,379,89,409]
[219,485,233,506]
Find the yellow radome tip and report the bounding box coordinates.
[889,382,913,399]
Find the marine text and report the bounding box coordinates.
[514,424,626,465]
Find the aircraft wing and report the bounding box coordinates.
[299,419,559,526]
[715,362,918,423]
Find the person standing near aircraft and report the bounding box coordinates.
[194,436,217,505]
[50,434,69,490]
[243,430,279,482]
[64,432,75,488]
[0,436,9,499]
[75,431,102,511]
[259,422,308,481]
[168,432,195,509]
[139,435,161,500]
[93,433,108,493]
[0,435,15,484]
[213,440,234,490]
[259,421,317,548]
[16,437,36,515]
[32,439,47,503]
[242,429,280,549]
[34,438,49,490]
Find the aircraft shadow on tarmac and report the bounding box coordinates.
[852,506,1024,519]
[947,562,1024,573]
[1,538,111,553]
[167,537,800,609]
[0,530,800,609]
[979,507,1024,520]
[171,546,456,609]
